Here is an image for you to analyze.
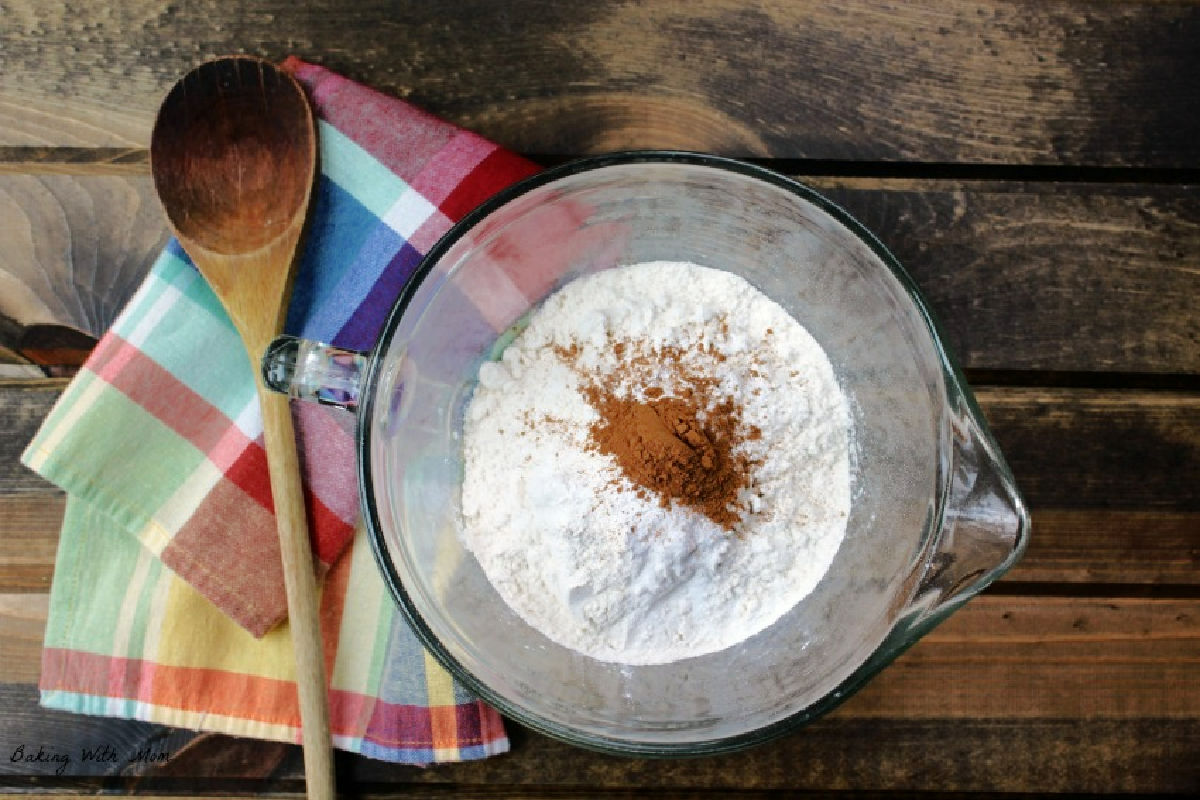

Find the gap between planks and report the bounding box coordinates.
[3,148,1200,188]
[4,171,1200,375]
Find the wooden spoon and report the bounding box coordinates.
[150,56,333,800]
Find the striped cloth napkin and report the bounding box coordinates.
[21,58,539,762]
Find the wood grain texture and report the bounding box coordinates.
[0,175,167,362]
[0,594,48,683]
[2,382,1199,589]
[4,795,1195,800]
[1,595,1198,791]
[3,492,1195,591]
[1009,509,1200,585]
[0,91,150,149]
[0,363,43,379]
[3,795,1072,800]
[808,179,1200,375]
[144,733,293,782]
[0,1,1195,797]
[0,147,149,175]
[977,387,1200,510]
[0,173,1196,373]
[1,716,1198,794]
[1,1,1199,166]
[351,719,1200,794]
[0,684,205,781]
[9,383,1197,510]
[3,594,1195,722]
[1,680,1196,795]
[0,380,67,493]
[0,494,63,591]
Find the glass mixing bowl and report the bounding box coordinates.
[265,151,1029,756]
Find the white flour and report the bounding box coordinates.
[459,261,852,664]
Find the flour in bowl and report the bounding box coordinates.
[459,261,852,665]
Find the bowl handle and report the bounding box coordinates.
[261,335,368,409]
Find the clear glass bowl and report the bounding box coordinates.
[300,152,1029,756]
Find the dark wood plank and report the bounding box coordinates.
[6,698,1195,794]
[808,179,1200,375]
[144,734,295,782]
[2,1,1199,167]
[350,719,1200,795]
[7,481,1200,592]
[1010,509,1200,585]
[856,596,1200,720]
[4,593,1197,723]
[0,684,213,781]
[0,685,1197,794]
[0,379,67,493]
[1,174,1197,374]
[3,382,1199,589]
[978,387,1200,510]
[4,491,1196,591]
[9,383,1197,511]
[1,507,1196,794]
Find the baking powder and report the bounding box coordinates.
[459,261,852,664]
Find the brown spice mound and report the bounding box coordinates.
[585,385,755,530]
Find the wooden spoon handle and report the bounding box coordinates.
[257,382,336,800]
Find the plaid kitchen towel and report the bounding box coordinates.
[21,57,539,762]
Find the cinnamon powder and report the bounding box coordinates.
[555,331,762,531]
[584,384,759,530]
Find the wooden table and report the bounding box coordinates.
[2,1,1198,796]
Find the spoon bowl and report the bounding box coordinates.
[152,57,314,257]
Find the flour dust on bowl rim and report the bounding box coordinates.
[261,151,1031,757]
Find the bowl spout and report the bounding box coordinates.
[911,391,1031,623]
